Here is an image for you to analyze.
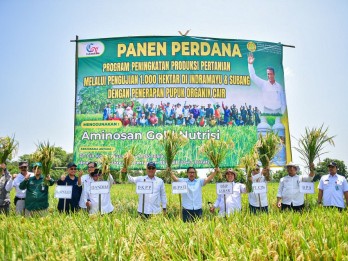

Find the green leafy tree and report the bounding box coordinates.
[313,158,347,181]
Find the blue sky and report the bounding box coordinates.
[1,0,347,168]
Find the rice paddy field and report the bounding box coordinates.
[1,182,348,260]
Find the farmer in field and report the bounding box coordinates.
[171,167,218,222]
[5,161,33,215]
[57,163,82,213]
[19,162,54,217]
[127,162,167,218]
[78,162,96,211]
[0,163,11,215]
[210,168,246,216]
[248,165,269,213]
[84,169,114,214]
[318,161,348,211]
[276,162,314,212]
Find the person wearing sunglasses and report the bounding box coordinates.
[5,161,34,215]
[57,163,83,213]
[19,162,54,217]
[127,162,167,218]
[83,168,114,215]
[248,164,269,214]
[78,162,97,211]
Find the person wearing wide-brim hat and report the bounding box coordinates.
[318,161,348,211]
[210,168,247,216]
[248,164,269,214]
[276,162,314,212]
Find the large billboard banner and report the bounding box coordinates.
[74,36,291,170]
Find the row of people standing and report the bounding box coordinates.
[1,160,347,217]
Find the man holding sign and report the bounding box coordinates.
[171,167,218,222]
[276,162,314,212]
[248,165,269,214]
[57,163,82,213]
[83,169,114,214]
[127,162,167,218]
[318,161,348,211]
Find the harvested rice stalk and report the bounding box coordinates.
[99,155,113,181]
[159,130,189,175]
[32,141,55,185]
[255,132,282,181]
[199,138,234,179]
[240,150,258,192]
[294,124,335,171]
[0,135,18,163]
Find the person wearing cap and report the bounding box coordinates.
[318,161,348,211]
[276,162,314,212]
[127,162,167,218]
[186,114,196,126]
[248,165,269,214]
[171,167,218,222]
[0,163,11,215]
[19,162,54,217]
[190,104,200,120]
[57,163,83,213]
[5,161,34,215]
[83,169,114,215]
[210,168,247,216]
[78,162,97,211]
[205,104,214,119]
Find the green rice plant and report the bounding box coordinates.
[240,150,258,192]
[32,141,55,184]
[159,130,189,175]
[255,132,282,181]
[98,154,113,181]
[0,135,18,163]
[199,137,234,179]
[294,124,335,169]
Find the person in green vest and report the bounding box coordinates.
[19,162,54,217]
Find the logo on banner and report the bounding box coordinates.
[86,43,100,55]
[78,41,104,57]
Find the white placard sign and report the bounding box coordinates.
[252,182,267,194]
[172,182,188,194]
[136,182,153,194]
[54,185,73,199]
[299,182,315,194]
[90,181,110,194]
[216,183,233,195]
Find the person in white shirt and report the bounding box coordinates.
[248,165,268,213]
[5,161,33,215]
[210,168,246,216]
[84,169,114,215]
[127,162,167,218]
[318,161,348,211]
[248,53,286,114]
[277,162,314,212]
[78,162,96,210]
